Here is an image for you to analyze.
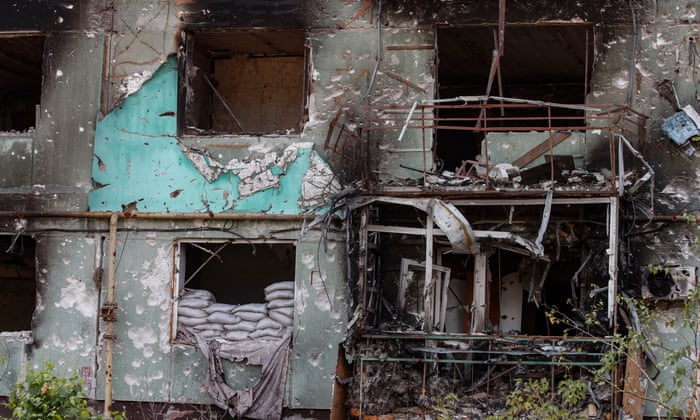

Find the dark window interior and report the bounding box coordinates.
[182,30,306,135]
[0,235,36,331]
[436,24,594,171]
[0,35,44,132]
[182,242,295,304]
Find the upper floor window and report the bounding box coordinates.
[180,29,307,136]
[435,24,594,171]
[0,34,44,132]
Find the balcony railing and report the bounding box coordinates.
[363,97,647,193]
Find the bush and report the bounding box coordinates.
[5,362,125,420]
[487,377,586,420]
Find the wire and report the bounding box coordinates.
[115,230,128,272]
[5,230,25,253]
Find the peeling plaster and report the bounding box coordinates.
[117,71,154,100]
[90,59,340,215]
[311,272,333,313]
[139,246,173,354]
[55,276,95,318]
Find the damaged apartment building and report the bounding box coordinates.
[1,0,700,419]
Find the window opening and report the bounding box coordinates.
[0,234,36,331]
[0,35,44,132]
[181,30,306,136]
[435,24,594,172]
[174,241,295,343]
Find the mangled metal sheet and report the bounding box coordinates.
[348,196,479,254]
[428,199,477,254]
[349,196,548,257]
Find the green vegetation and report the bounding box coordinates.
[5,362,125,420]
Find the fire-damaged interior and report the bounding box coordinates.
[436,24,595,171]
[333,3,653,415]
[343,196,619,416]
[343,18,636,411]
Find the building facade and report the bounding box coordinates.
[0,0,697,418]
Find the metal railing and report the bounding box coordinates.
[365,98,647,191]
[356,331,615,416]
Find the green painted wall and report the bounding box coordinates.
[89,59,336,215]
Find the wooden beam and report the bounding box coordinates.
[622,346,646,419]
[385,71,427,94]
[511,131,572,168]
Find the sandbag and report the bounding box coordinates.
[264,281,294,294]
[178,298,211,309]
[177,317,207,330]
[232,303,267,314]
[180,288,215,302]
[205,303,237,314]
[265,289,294,301]
[207,312,241,325]
[250,328,283,339]
[225,320,257,332]
[196,329,220,340]
[236,311,267,322]
[178,306,208,319]
[256,317,284,330]
[267,299,294,310]
[178,316,207,327]
[193,323,224,332]
[271,306,294,317]
[268,310,293,327]
[224,330,249,341]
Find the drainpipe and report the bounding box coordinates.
[102,214,119,418]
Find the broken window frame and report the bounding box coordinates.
[177,29,309,137]
[0,233,37,335]
[0,32,45,134]
[170,238,297,345]
[356,195,619,336]
[398,258,451,332]
[400,22,604,185]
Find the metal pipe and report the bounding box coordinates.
[103,214,118,418]
[0,211,305,220]
[360,356,605,367]
[362,333,611,342]
[366,0,383,96]
[625,214,700,223]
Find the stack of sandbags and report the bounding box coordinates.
[223,303,268,341]
[178,289,235,340]
[177,288,215,337]
[177,282,296,343]
[265,281,294,328]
